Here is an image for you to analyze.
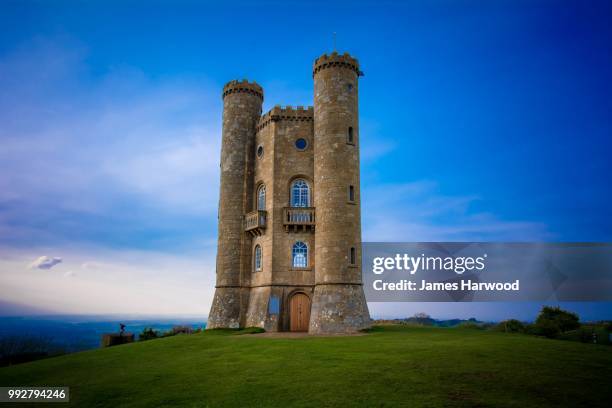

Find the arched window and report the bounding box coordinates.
[291,179,310,207]
[254,245,262,271]
[292,241,308,268]
[257,184,266,210]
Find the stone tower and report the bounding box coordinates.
[208,52,370,333]
[207,80,262,329]
[309,53,370,333]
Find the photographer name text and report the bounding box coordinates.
[372,279,520,291]
[370,253,519,292]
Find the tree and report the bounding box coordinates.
[411,312,433,326]
[534,306,580,338]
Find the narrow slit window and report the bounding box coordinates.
[257,184,266,210]
[348,127,354,144]
[349,185,355,202]
[350,247,356,265]
[254,245,262,271]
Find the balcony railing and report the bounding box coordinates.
[244,210,266,236]
[283,207,315,232]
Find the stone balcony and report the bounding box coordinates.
[283,207,315,232]
[245,210,267,236]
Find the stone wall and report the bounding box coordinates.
[245,107,316,331]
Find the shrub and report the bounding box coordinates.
[457,321,484,329]
[523,323,538,335]
[234,327,266,335]
[410,313,435,326]
[360,326,385,333]
[172,326,193,335]
[139,327,159,341]
[534,306,580,338]
[533,319,563,338]
[497,319,525,333]
[0,335,61,366]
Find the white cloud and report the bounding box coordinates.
[0,37,222,225]
[28,256,62,270]
[81,261,109,270]
[100,128,221,215]
[1,245,216,315]
[362,180,551,241]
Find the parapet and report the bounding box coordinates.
[222,79,264,101]
[313,52,362,77]
[257,105,314,131]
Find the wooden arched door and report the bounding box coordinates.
[289,293,311,332]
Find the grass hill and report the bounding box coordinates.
[0,325,610,407]
[376,316,485,327]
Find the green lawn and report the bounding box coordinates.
[1,325,611,407]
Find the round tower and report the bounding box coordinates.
[208,80,263,329]
[309,52,371,333]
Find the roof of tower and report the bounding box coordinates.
[222,79,264,101]
[313,52,362,77]
[257,105,314,131]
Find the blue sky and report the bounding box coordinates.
[0,0,610,320]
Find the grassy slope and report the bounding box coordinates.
[0,326,611,407]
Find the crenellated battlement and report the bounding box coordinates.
[222,79,264,101]
[313,52,362,77]
[256,105,314,131]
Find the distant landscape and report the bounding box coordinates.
[0,314,492,356]
[0,315,206,353]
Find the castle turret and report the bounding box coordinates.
[309,52,371,333]
[208,80,263,329]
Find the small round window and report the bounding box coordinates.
[295,138,308,151]
[257,145,264,158]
